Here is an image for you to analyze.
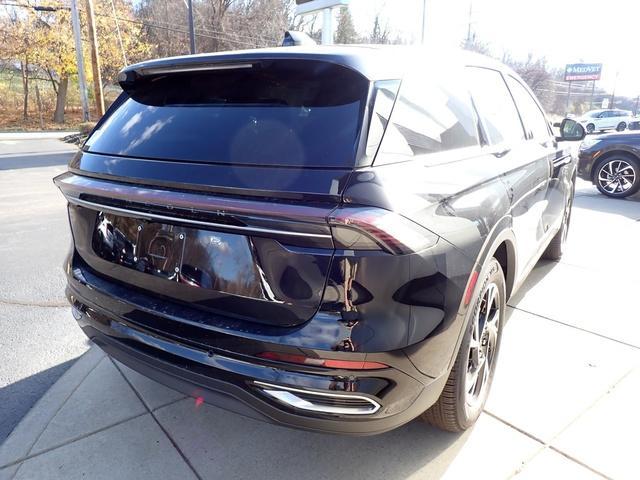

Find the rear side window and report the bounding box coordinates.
[374,69,479,164]
[505,76,550,141]
[85,60,370,168]
[466,67,524,145]
[365,80,400,162]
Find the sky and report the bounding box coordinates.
[310,0,640,97]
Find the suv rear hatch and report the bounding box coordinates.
[57,58,374,328]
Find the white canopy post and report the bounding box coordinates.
[295,0,350,45]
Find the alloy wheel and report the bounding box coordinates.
[465,282,500,407]
[597,159,637,195]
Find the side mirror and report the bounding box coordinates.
[556,118,585,142]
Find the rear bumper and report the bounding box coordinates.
[67,270,448,435]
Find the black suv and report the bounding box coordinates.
[577,131,640,197]
[55,46,584,435]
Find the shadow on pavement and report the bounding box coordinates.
[507,259,559,308]
[574,190,640,220]
[158,398,470,480]
[0,152,75,170]
[0,359,75,444]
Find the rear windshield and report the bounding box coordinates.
[85,60,370,168]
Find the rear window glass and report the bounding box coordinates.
[85,60,370,168]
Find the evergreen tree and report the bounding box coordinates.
[334,8,359,44]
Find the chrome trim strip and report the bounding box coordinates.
[67,197,332,240]
[254,381,381,415]
[138,63,254,76]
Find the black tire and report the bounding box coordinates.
[586,123,595,134]
[422,258,505,432]
[543,176,575,260]
[594,154,640,198]
[616,122,627,132]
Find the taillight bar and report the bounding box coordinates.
[328,207,439,255]
[54,173,439,255]
[53,172,334,248]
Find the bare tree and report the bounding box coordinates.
[461,35,490,55]
[137,0,191,57]
[369,15,390,44]
[221,0,289,50]
[137,0,289,54]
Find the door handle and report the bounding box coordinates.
[492,147,511,158]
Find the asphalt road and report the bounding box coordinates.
[0,137,90,442]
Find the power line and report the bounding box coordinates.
[1,1,276,48]
[107,0,127,65]
[94,13,272,49]
[129,11,276,44]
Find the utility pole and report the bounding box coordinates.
[187,0,196,54]
[589,80,596,110]
[70,0,90,122]
[466,0,473,44]
[108,0,128,65]
[421,0,427,44]
[566,81,573,115]
[85,0,105,116]
[610,71,619,108]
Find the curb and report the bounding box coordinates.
[0,346,105,468]
[0,132,78,141]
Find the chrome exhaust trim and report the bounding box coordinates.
[254,381,381,415]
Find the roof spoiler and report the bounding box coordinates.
[117,62,255,93]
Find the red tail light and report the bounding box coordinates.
[256,351,389,370]
[329,207,439,255]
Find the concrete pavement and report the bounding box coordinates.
[1,137,639,479]
[0,132,77,141]
[0,139,89,442]
[0,137,78,171]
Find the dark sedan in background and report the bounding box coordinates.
[578,132,640,197]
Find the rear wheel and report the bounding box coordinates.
[594,155,640,198]
[616,122,627,132]
[422,258,505,432]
